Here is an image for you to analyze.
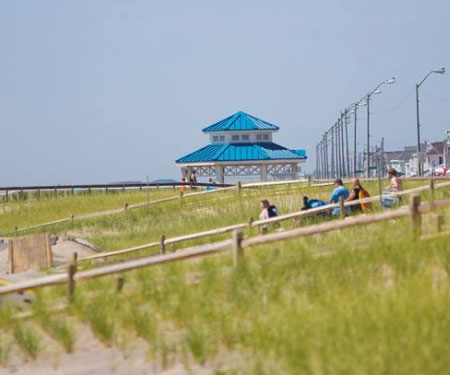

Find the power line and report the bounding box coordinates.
[371,87,415,113]
[421,92,450,101]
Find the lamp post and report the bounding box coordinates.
[415,67,446,176]
[364,77,396,178]
[349,100,367,177]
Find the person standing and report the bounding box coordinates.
[180,177,186,197]
[329,178,350,216]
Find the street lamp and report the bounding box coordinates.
[365,77,396,178]
[348,100,367,177]
[416,67,446,176]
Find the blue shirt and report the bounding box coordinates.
[330,185,350,216]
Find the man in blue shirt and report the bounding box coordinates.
[329,178,350,216]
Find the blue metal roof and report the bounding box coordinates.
[202,111,280,133]
[176,143,307,163]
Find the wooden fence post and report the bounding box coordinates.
[124,203,129,210]
[67,253,77,302]
[5,190,8,202]
[160,235,166,254]
[45,233,53,268]
[339,197,345,220]
[248,217,254,229]
[436,214,444,233]
[232,230,244,266]
[378,174,383,207]
[116,275,125,292]
[409,194,422,237]
[308,176,312,187]
[430,179,435,203]
[237,181,242,195]
[7,239,14,274]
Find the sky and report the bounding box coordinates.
[1,0,449,185]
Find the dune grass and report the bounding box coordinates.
[0,188,179,234]
[58,179,429,254]
[1,179,449,372]
[22,208,450,373]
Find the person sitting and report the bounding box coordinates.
[386,168,403,192]
[302,196,327,210]
[259,199,278,233]
[346,178,372,212]
[382,168,403,208]
[329,178,350,217]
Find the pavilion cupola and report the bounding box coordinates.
[176,111,307,183]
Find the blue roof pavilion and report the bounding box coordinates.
[176,111,307,183]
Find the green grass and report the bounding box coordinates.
[1,179,450,372]
[32,298,75,352]
[0,307,41,360]
[0,188,179,234]
[8,180,427,254]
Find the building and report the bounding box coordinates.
[176,111,307,183]
[384,141,446,177]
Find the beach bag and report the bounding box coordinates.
[358,189,372,210]
[309,199,327,209]
[302,196,326,210]
[268,205,278,218]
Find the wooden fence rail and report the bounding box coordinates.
[76,180,450,262]
[2,192,450,297]
[5,179,313,235]
[6,185,238,235]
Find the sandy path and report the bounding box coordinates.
[3,320,214,375]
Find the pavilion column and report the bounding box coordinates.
[186,166,193,182]
[291,163,298,180]
[215,165,224,184]
[261,164,268,182]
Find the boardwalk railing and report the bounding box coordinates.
[1,189,449,297]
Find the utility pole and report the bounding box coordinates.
[415,68,445,176]
[331,126,335,178]
[366,94,371,178]
[323,134,327,179]
[415,83,422,176]
[315,145,318,178]
[336,120,342,177]
[345,111,350,179]
[353,103,357,177]
[340,114,345,177]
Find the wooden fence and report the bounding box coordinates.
[5,179,318,235]
[6,185,239,235]
[76,180,450,262]
[1,189,449,297]
[8,234,53,273]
